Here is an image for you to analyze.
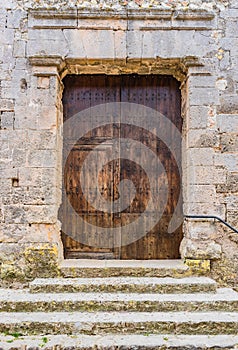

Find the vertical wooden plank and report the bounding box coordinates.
[61,74,183,260]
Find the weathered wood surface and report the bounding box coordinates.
[61,75,182,259]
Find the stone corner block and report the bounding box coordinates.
[0,242,62,285]
[180,237,222,260]
[23,243,62,279]
[184,258,211,275]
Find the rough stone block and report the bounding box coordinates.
[220,134,238,153]
[113,30,127,59]
[0,242,61,282]
[2,129,27,148]
[220,9,238,18]
[24,205,58,224]
[2,185,58,206]
[0,9,7,30]
[186,184,217,204]
[0,262,25,281]
[218,95,238,114]
[230,0,238,8]
[216,173,238,193]
[186,148,214,166]
[37,76,50,89]
[225,19,238,38]
[14,106,38,129]
[7,9,26,29]
[36,105,58,130]
[187,106,210,130]
[0,28,14,45]
[27,29,68,57]
[13,40,26,58]
[24,244,61,279]
[223,194,238,211]
[27,130,57,150]
[187,166,226,185]
[180,237,222,260]
[0,223,30,243]
[188,75,216,88]
[219,51,231,71]
[37,105,59,130]
[217,114,238,133]
[0,112,14,129]
[185,220,217,241]
[26,186,58,205]
[183,202,226,218]
[12,148,27,167]
[63,29,115,59]
[127,29,213,59]
[15,57,28,70]
[20,222,62,244]
[189,87,219,106]
[220,38,238,56]
[187,130,219,148]
[4,205,27,224]
[0,207,4,223]
[0,99,14,112]
[211,256,238,287]
[214,153,238,171]
[184,259,210,275]
[27,150,57,168]
[18,167,57,187]
[0,166,18,179]
[28,86,56,106]
[227,210,238,228]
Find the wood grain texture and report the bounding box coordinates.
[60,74,183,259]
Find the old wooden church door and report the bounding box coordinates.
[60,75,183,259]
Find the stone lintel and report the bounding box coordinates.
[29,8,215,21]
[28,56,203,83]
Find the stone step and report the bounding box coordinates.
[29,276,216,294]
[60,259,190,278]
[0,311,238,335]
[0,288,237,312]
[1,334,238,350]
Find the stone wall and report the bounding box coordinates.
[0,0,237,285]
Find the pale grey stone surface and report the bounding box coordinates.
[1,334,238,349]
[0,0,237,285]
[29,276,217,293]
[1,310,238,335]
[1,310,231,323]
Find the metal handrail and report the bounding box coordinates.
[184,215,238,234]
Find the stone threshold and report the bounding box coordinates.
[60,259,188,269]
[59,259,211,278]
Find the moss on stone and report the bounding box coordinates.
[185,259,211,275]
[0,263,25,282]
[24,244,61,279]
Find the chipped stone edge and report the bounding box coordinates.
[28,8,215,21]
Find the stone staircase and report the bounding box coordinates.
[0,260,238,349]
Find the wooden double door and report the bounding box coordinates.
[60,74,183,260]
